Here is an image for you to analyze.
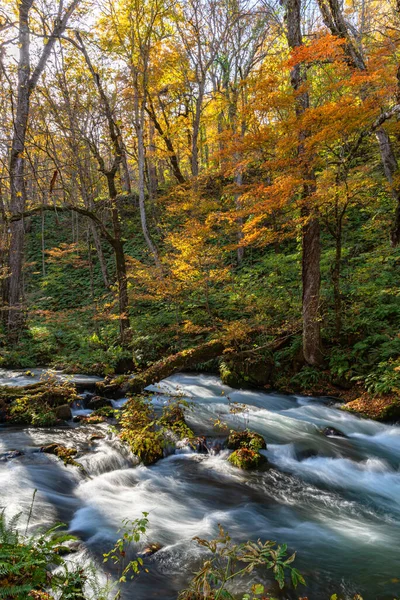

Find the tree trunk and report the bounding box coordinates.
[106,173,131,344]
[121,150,132,194]
[127,339,226,393]
[332,227,342,338]
[7,0,33,335]
[90,222,110,289]
[302,208,322,364]
[7,0,81,335]
[147,121,158,196]
[146,102,185,184]
[375,129,400,246]
[135,92,162,271]
[285,0,323,365]
[191,80,205,177]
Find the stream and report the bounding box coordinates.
[1,371,400,599]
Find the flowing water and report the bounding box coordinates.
[1,372,400,599]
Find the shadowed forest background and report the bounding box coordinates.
[1,0,400,414]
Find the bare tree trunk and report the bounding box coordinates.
[191,80,205,177]
[235,171,245,265]
[76,32,131,343]
[121,150,132,194]
[7,0,81,335]
[90,222,110,289]
[134,89,162,271]
[332,226,342,338]
[106,174,131,344]
[147,121,158,197]
[285,0,323,366]
[375,129,400,246]
[145,101,185,184]
[7,0,33,335]
[87,227,95,301]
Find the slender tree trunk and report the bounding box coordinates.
[285,0,323,365]
[145,102,185,184]
[121,150,132,194]
[191,80,205,177]
[7,0,81,335]
[90,222,110,289]
[87,227,95,301]
[235,171,244,265]
[135,90,162,271]
[7,0,33,335]
[147,121,158,197]
[106,174,131,343]
[332,226,342,338]
[375,129,400,246]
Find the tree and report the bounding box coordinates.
[284,0,323,366]
[6,0,82,336]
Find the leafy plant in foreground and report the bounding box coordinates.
[103,513,150,585]
[0,508,78,599]
[178,525,305,600]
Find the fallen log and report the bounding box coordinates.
[126,339,226,393]
[98,328,298,397]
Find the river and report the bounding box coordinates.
[1,372,400,599]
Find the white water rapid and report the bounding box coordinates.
[1,372,400,599]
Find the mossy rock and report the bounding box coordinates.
[227,429,266,451]
[220,357,273,389]
[2,379,77,426]
[41,443,81,468]
[130,431,164,465]
[228,447,265,470]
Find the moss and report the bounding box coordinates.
[92,406,117,418]
[129,430,164,465]
[41,443,83,470]
[227,429,266,451]
[220,362,245,388]
[220,357,273,390]
[228,447,265,470]
[159,403,194,440]
[2,378,78,426]
[119,396,164,464]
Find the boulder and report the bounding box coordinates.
[56,540,82,555]
[296,448,318,461]
[0,450,24,462]
[228,447,266,470]
[321,426,346,438]
[0,399,7,423]
[41,443,62,455]
[55,404,72,421]
[227,429,266,451]
[86,396,113,410]
[138,543,162,557]
[89,433,105,442]
[220,357,273,389]
[41,443,80,467]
